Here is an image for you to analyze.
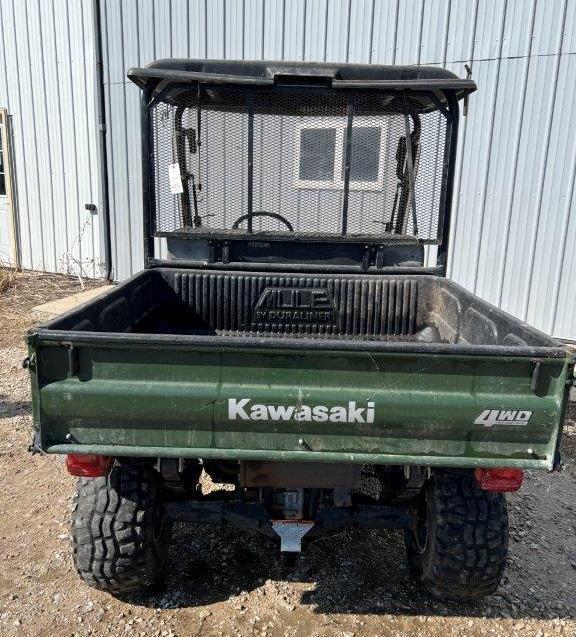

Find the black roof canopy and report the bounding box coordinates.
[128,58,476,104]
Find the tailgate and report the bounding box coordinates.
[28,335,571,470]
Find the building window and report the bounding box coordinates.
[294,119,385,190]
[299,128,337,181]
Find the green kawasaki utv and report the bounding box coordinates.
[26,59,573,600]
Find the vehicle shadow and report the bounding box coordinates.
[0,393,31,418]
[122,520,576,620]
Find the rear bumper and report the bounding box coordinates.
[45,443,552,470]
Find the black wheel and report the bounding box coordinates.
[71,463,171,594]
[404,470,508,600]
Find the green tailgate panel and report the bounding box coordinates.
[35,343,569,470]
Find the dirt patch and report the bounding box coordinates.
[0,271,575,637]
[0,268,104,347]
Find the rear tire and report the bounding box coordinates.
[404,470,508,600]
[71,463,171,594]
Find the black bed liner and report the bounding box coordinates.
[39,268,563,358]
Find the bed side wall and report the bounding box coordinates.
[41,269,560,349]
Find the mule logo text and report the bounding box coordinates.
[253,287,335,324]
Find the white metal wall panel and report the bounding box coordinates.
[526,54,576,334]
[420,0,450,65]
[448,59,504,293]
[496,54,559,317]
[474,0,507,60]
[472,57,528,305]
[347,0,375,63]
[532,0,568,55]
[100,0,576,339]
[501,0,535,58]
[445,1,477,63]
[371,1,398,64]
[395,1,424,65]
[0,0,100,276]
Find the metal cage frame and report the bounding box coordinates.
[132,61,471,274]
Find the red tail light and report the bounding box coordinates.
[66,454,113,477]
[474,468,523,492]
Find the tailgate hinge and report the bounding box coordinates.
[221,240,230,264]
[375,244,385,269]
[207,240,219,263]
[361,244,371,271]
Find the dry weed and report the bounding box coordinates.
[0,267,17,294]
[0,269,105,347]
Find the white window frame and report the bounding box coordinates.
[0,108,20,268]
[294,116,387,191]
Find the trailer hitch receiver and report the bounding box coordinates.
[271,520,314,553]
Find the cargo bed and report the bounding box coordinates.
[38,268,562,349]
[28,267,570,471]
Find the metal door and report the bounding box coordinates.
[0,109,17,267]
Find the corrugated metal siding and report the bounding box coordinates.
[0,0,101,277]
[96,0,575,340]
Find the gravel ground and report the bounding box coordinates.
[1,270,575,637]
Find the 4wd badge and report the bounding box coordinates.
[253,287,335,324]
[474,409,533,427]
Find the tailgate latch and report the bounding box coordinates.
[361,244,371,271]
[62,342,79,378]
[22,354,36,371]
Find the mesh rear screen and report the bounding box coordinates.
[150,86,449,242]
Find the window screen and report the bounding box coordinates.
[150,86,450,241]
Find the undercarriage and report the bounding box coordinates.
[159,460,418,555]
